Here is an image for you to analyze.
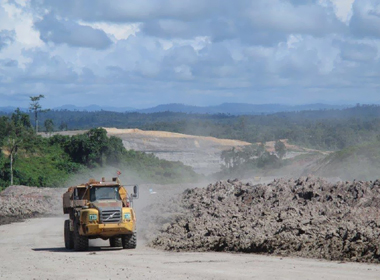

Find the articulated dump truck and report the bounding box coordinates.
[62,178,139,251]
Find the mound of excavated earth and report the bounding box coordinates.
[151,177,380,263]
[0,185,62,225]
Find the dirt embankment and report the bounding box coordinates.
[151,177,380,263]
[0,185,62,225]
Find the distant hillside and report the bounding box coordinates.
[53,104,136,112]
[138,103,348,115]
[0,105,135,113]
[0,103,348,115]
[305,141,380,181]
[0,106,28,113]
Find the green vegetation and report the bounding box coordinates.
[29,94,50,133]
[49,128,198,184]
[310,140,380,181]
[3,104,379,151]
[0,110,200,189]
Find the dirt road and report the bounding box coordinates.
[0,216,379,280]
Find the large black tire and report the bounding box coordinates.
[73,222,89,251]
[64,220,74,249]
[122,232,137,249]
[109,237,122,247]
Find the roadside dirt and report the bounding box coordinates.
[0,182,380,280]
[0,185,62,225]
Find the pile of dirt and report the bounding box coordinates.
[0,185,62,225]
[151,177,380,263]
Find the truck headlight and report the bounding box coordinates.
[124,213,131,221]
[89,214,98,221]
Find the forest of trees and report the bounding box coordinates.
[1,104,378,151]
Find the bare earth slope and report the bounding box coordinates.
[49,128,327,176]
[107,128,251,175]
[48,128,251,175]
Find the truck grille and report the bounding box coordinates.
[101,209,121,223]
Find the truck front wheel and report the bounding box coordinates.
[121,232,136,249]
[64,220,74,249]
[73,223,89,251]
[109,237,122,247]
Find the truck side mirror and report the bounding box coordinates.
[133,185,139,199]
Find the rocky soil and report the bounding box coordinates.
[0,185,62,225]
[151,177,380,263]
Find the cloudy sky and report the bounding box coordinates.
[0,0,379,108]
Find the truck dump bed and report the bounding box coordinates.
[62,186,87,214]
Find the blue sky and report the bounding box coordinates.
[0,0,379,109]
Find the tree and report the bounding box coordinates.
[11,108,32,129]
[29,95,50,133]
[4,136,21,185]
[59,122,68,131]
[62,128,120,168]
[44,119,54,134]
[275,140,286,159]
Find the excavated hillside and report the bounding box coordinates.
[48,128,251,175]
[47,128,326,176]
[150,177,380,263]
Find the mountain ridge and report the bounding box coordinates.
[0,102,350,115]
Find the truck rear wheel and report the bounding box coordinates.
[73,223,89,251]
[64,220,74,249]
[122,232,136,249]
[109,237,122,247]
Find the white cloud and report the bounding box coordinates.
[0,0,379,107]
[329,0,355,23]
[0,1,42,47]
[79,22,140,41]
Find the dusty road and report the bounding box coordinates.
[0,216,379,280]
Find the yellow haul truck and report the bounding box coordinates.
[63,178,139,251]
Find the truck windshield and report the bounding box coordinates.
[90,186,121,201]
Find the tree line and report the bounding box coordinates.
[3,104,380,151]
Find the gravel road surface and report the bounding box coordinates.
[0,216,379,280]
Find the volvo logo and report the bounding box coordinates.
[105,212,117,221]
